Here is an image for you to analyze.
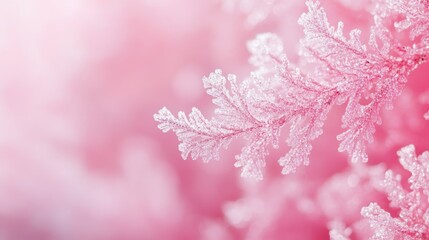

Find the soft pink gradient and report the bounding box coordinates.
[1,0,429,239]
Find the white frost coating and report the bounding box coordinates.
[155,0,429,180]
[363,145,429,240]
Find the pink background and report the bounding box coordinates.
[1,0,429,239]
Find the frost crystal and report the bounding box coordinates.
[155,68,282,180]
[377,0,429,45]
[155,0,429,179]
[362,145,429,240]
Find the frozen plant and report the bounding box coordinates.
[362,145,429,239]
[154,0,429,180]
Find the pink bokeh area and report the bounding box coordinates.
[1,0,429,239]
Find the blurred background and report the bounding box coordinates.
[1,0,429,239]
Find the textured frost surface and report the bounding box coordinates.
[378,0,429,44]
[155,0,429,179]
[362,145,429,240]
[155,69,282,180]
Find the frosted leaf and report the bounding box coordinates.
[155,69,285,180]
[279,141,312,175]
[362,145,429,239]
[156,0,429,179]
[361,203,405,240]
[234,134,269,180]
[299,1,424,164]
[279,105,331,174]
[154,107,231,162]
[299,1,376,165]
[380,0,429,43]
[204,70,255,127]
[299,0,368,79]
[247,33,285,69]
[397,145,429,194]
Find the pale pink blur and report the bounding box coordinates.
[1,0,429,239]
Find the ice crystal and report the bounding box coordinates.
[155,0,429,179]
[155,68,282,180]
[376,0,429,46]
[300,0,429,164]
[362,145,429,240]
